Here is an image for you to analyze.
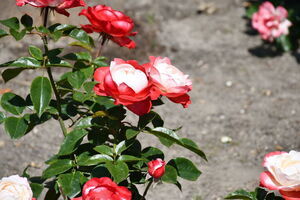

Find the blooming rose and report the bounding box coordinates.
[147,158,166,179]
[252,2,292,41]
[16,0,86,16]
[94,58,152,116]
[0,175,34,200]
[260,151,300,200]
[144,56,192,108]
[79,5,137,48]
[71,177,132,200]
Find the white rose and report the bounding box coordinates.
[0,175,33,200]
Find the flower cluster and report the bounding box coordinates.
[252,1,292,41]
[94,57,192,116]
[260,150,300,200]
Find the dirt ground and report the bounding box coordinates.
[1,0,300,199]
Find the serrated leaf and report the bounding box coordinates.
[9,57,41,68]
[29,45,43,60]
[106,161,129,183]
[77,152,113,166]
[58,129,88,156]
[4,117,28,139]
[1,92,26,115]
[30,77,52,117]
[169,157,201,181]
[0,17,19,30]
[42,159,73,179]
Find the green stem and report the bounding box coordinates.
[141,179,153,200]
[42,7,67,137]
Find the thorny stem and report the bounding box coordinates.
[141,179,153,200]
[42,7,67,137]
[95,35,108,58]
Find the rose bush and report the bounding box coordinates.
[72,177,132,200]
[252,1,291,41]
[16,0,86,16]
[147,159,166,179]
[79,5,137,48]
[0,175,34,200]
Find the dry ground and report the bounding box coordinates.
[0,0,300,199]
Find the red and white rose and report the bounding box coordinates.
[16,0,86,16]
[147,158,166,179]
[252,2,292,41]
[260,150,300,200]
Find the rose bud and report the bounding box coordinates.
[147,158,166,179]
[79,5,137,48]
[94,58,152,116]
[16,0,86,16]
[0,175,34,200]
[260,150,300,199]
[252,2,292,41]
[144,56,192,108]
[71,177,132,200]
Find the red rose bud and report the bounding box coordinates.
[16,0,86,16]
[147,159,166,179]
[79,5,137,48]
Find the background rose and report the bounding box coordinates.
[147,158,166,179]
[0,175,33,200]
[260,150,300,200]
[94,58,152,116]
[145,56,192,108]
[79,5,137,48]
[252,1,292,41]
[16,0,86,16]
[72,177,132,200]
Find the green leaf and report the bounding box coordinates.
[36,26,49,34]
[58,129,88,156]
[141,147,164,160]
[2,68,26,83]
[30,183,43,198]
[126,128,140,140]
[1,92,26,115]
[138,111,158,129]
[115,141,128,155]
[50,31,63,41]
[69,29,90,44]
[57,172,87,198]
[162,165,178,184]
[63,52,92,62]
[69,41,92,51]
[106,161,129,183]
[117,155,145,162]
[67,71,86,89]
[170,157,201,181]
[54,24,76,32]
[30,77,52,117]
[42,159,73,179]
[9,29,26,41]
[0,29,8,38]
[92,57,108,67]
[0,17,19,30]
[4,117,28,139]
[21,14,33,28]
[94,145,113,156]
[83,81,96,93]
[0,112,5,124]
[245,5,258,19]
[9,57,41,68]
[29,45,43,60]
[225,189,256,200]
[94,96,116,109]
[75,116,92,129]
[77,152,113,166]
[277,35,292,52]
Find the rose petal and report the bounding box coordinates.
[280,190,300,200]
[126,100,152,116]
[260,171,282,190]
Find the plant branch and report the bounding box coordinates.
[42,7,67,137]
[141,178,153,200]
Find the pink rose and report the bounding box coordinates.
[252,2,292,41]
[145,56,192,108]
[94,58,152,116]
[72,177,132,200]
[260,151,300,200]
[16,0,86,16]
[147,158,166,179]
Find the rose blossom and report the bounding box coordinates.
[144,56,192,108]
[147,158,166,179]
[79,5,137,49]
[0,175,34,200]
[16,0,86,16]
[71,177,132,200]
[94,58,152,116]
[260,150,300,200]
[252,1,292,41]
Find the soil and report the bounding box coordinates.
[1,0,300,199]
